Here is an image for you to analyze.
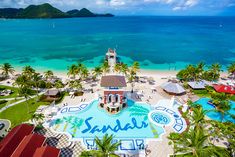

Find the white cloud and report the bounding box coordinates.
[143,0,199,10]
[110,0,126,6]
[173,6,182,10]
[184,0,198,7]
[172,0,199,11]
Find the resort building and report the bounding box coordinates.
[213,84,235,94]
[0,124,60,157]
[187,81,207,90]
[44,89,60,100]
[99,75,127,114]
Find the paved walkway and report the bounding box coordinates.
[0,97,23,101]
[147,126,174,157]
[0,92,45,113]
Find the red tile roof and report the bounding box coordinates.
[33,146,60,157]
[11,133,46,157]
[213,84,235,94]
[0,124,34,157]
[101,75,127,87]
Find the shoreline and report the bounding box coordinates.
[9,68,179,79]
[3,68,228,81]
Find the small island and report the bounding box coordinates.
[0,3,114,19]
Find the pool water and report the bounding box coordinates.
[195,98,235,123]
[150,112,171,125]
[50,100,165,140]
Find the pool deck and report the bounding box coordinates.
[147,126,174,157]
[40,75,192,157]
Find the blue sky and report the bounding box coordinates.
[1,0,235,16]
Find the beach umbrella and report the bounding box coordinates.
[161,82,185,95]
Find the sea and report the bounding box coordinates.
[0,16,235,72]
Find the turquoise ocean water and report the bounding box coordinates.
[0,16,235,72]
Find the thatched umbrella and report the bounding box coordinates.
[161,82,186,95]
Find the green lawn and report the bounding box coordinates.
[0,97,50,128]
[0,100,8,109]
[0,85,37,99]
[192,89,211,98]
[193,89,235,102]
[0,85,19,99]
[0,99,22,110]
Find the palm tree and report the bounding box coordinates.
[14,75,29,88]
[77,62,85,77]
[176,63,197,81]
[209,63,221,81]
[132,61,140,73]
[67,64,78,79]
[196,62,205,73]
[120,63,129,76]
[32,73,41,98]
[32,113,45,125]
[215,102,231,122]
[80,67,89,80]
[128,68,137,93]
[227,62,235,80]
[102,61,110,74]
[95,134,121,157]
[127,61,140,92]
[44,70,54,81]
[186,64,197,81]
[190,105,207,128]
[169,127,230,157]
[22,66,35,78]
[46,82,53,89]
[69,80,82,91]
[114,64,121,73]
[92,66,103,80]
[54,80,64,89]
[210,91,231,122]
[18,86,31,113]
[177,69,189,81]
[168,132,182,156]
[0,63,15,77]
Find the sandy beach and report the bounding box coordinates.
[3,68,179,85]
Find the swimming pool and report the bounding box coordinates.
[195,98,235,123]
[47,99,186,150]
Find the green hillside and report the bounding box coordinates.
[18,3,67,18]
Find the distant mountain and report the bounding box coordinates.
[66,8,114,17]
[0,3,114,19]
[0,8,23,18]
[18,3,67,18]
[67,8,95,17]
